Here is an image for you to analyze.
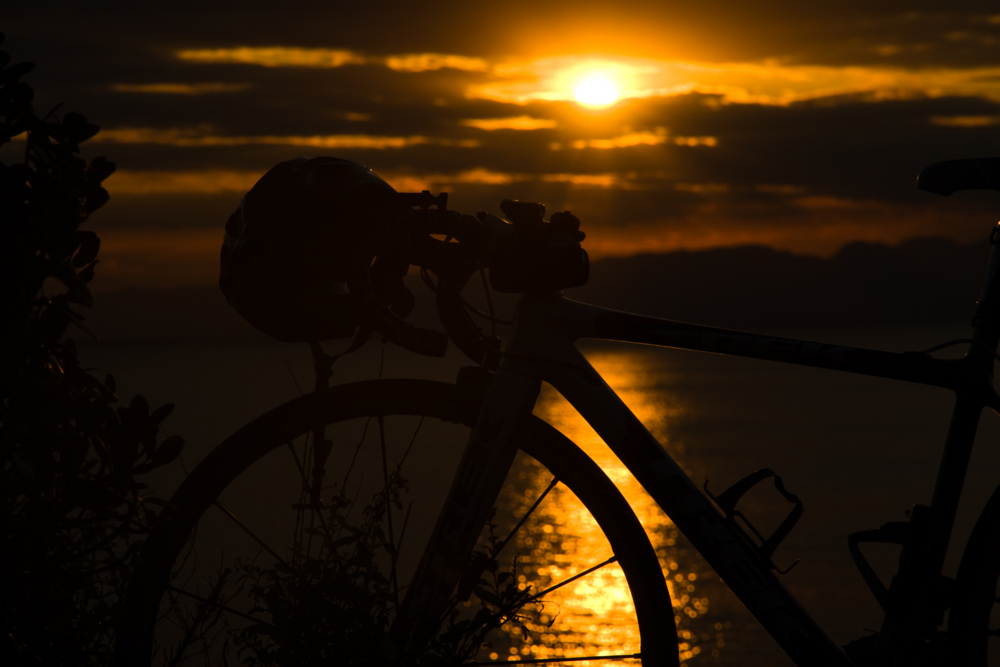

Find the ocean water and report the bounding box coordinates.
[77,324,1000,665]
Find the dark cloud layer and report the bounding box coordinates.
[9,2,1000,65]
[5,2,1000,290]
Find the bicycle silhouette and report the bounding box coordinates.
[119,157,1000,666]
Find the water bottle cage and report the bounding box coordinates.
[704,468,804,574]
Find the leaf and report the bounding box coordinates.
[105,373,116,394]
[72,230,100,267]
[83,186,109,214]
[149,403,174,425]
[64,276,94,307]
[61,112,100,144]
[86,156,115,183]
[78,259,98,284]
[129,394,149,419]
[0,60,34,85]
[151,434,184,466]
[474,587,501,606]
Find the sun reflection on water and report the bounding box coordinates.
[491,349,722,665]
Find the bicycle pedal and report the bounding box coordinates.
[704,468,804,573]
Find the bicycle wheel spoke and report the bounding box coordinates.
[285,440,309,491]
[465,652,641,665]
[495,476,559,558]
[531,555,619,601]
[124,380,673,666]
[396,501,414,565]
[341,416,373,489]
[213,501,291,570]
[167,585,274,627]
[378,414,400,606]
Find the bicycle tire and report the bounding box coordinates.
[948,482,1000,665]
[116,378,677,666]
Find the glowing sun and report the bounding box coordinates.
[574,75,619,107]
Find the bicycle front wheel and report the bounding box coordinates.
[117,378,677,666]
[949,481,1000,665]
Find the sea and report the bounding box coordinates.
[77,323,1000,666]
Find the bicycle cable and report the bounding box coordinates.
[418,235,513,327]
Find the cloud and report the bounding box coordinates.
[110,82,251,94]
[568,129,670,149]
[93,228,224,292]
[369,169,642,192]
[675,183,730,194]
[460,116,557,131]
[175,47,487,72]
[754,184,807,195]
[385,54,488,72]
[674,136,718,147]
[542,173,620,187]
[106,170,262,194]
[171,47,1000,109]
[930,115,1000,127]
[104,168,636,195]
[466,54,1000,106]
[176,47,364,68]
[92,127,479,149]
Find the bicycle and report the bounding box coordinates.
[117,157,1000,666]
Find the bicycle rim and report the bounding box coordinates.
[949,481,1000,665]
[117,378,677,666]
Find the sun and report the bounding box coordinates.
[574,75,619,107]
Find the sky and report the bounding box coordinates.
[6,1,1000,292]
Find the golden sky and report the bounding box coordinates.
[6,2,1000,291]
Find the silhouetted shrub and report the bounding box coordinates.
[0,34,184,665]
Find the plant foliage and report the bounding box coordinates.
[227,462,540,666]
[0,33,184,665]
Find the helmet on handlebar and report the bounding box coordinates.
[219,156,413,343]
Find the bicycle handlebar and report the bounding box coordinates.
[379,197,590,365]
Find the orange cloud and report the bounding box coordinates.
[92,127,479,149]
[468,55,1000,106]
[104,168,634,196]
[542,173,620,187]
[930,115,1000,127]
[176,47,487,72]
[176,47,363,68]
[379,169,635,191]
[674,136,717,147]
[385,53,488,72]
[569,129,669,149]
[674,183,730,194]
[460,116,557,131]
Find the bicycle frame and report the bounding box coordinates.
[395,229,1000,665]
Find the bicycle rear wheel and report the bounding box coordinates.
[117,378,677,666]
[949,482,1000,665]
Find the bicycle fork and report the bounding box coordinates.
[385,367,541,658]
